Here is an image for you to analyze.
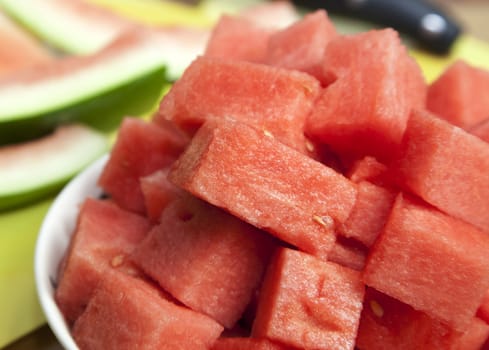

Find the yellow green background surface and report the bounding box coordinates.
[1,0,489,347]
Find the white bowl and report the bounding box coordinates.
[34,155,108,350]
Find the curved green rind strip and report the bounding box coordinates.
[0,67,168,145]
[0,129,108,212]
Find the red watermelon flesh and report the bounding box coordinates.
[339,181,397,248]
[55,198,151,324]
[156,56,321,154]
[140,167,184,223]
[252,248,365,350]
[327,235,367,271]
[356,287,489,350]
[168,120,358,260]
[477,289,489,324]
[98,117,188,214]
[131,195,276,329]
[427,60,489,129]
[470,118,489,143]
[305,29,426,161]
[72,270,223,350]
[265,10,337,83]
[390,109,489,233]
[363,194,489,331]
[204,15,273,63]
[211,337,292,350]
[346,156,396,188]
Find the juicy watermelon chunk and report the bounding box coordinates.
[305,29,426,161]
[211,337,291,350]
[265,10,337,82]
[55,198,151,324]
[427,60,489,129]
[132,195,275,328]
[98,117,188,214]
[346,156,395,188]
[252,248,364,350]
[356,287,489,350]
[140,167,183,223]
[339,181,397,247]
[169,120,357,259]
[363,194,489,331]
[72,270,224,349]
[204,15,272,63]
[390,109,489,233]
[156,56,321,153]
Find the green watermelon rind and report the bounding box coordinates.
[0,125,109,212]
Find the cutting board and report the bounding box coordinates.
[1,0,488,347]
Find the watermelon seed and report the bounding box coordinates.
[305,139,315,153]
[370,300,384,318]
[312,215,334,230]
[263,129,274,138]
[111,254,125,268]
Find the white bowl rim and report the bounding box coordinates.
[34,154,108,350]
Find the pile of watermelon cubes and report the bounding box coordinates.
[55,9,489,350]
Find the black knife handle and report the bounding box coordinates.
[292,0,462,54]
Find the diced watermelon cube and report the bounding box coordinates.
[363,194,489,331]
[427,60,489,129]
[252,248,364,350]
[55,198,151,324]
[356,287,489,350]
[98,117,188,214]
[390,109,489,233]
[305,29,426,161]
[265,10,337,82]
[339,181,397,247]
[132,195,275,328]
[72,271,223,349]
[211,337,291,350]
[140,167,183,223]
[156,56,321,153]
[169,120,357,259]
[204,15,272,63]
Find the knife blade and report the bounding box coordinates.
[291,0,462,54]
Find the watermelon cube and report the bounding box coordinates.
[204,15,272,63]
[346,156,395,188]
[132,195,275,328]
[156,56,321,153]
[55,198,151,324]
[140,167,183,223]
[265,10,337,82]
[390,109,489,233]
[169,120,358,259]
[305,29,426,161]
[98,117,188,214]
[356,287,489,350]
[72,271,223,349]
[211,337,291,350]
[339,181,397,247]
[363,194,489,330]
[427,60,489,129]
[252,248,365,350]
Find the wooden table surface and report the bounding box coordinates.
[3,1,489,349]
